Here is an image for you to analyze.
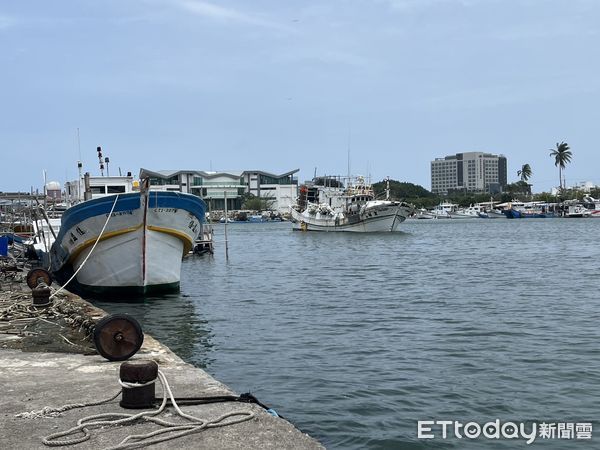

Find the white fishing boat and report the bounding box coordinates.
[427,202,456,219]
[29,217,61,265]
[582,196,600,218]
[564,204,591,218]
[50,180,206,297]
[290,176,414,232]
[449,204,484,219]
[479,209,506,219]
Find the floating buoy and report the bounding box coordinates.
[93,314,144,361]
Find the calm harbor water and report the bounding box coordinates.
[96,219,600,449]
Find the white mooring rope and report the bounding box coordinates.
[50,195,120,299]
[17,369,255,448]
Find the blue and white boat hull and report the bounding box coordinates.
[50,191,205,298]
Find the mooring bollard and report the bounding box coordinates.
[119,360,158,409]
[31,282,51,307]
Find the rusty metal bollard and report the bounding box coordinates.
[31,282,51,307]
[119,360,159,409]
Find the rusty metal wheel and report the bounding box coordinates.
[26,267,52,289]
[93,314,144,361]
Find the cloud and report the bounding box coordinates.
[168,0,293,32]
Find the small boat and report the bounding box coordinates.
[429,202,456,219]
[503,202,557,218]
[290,176,414,232]
[29,217,62,266]
[479,209,506,219]
[50,182,206,297]
[193,224,214,255]
[564,204,591,218]
[449,204,484,219]
[582,196,600,218]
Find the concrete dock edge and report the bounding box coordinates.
[0,291,324,449]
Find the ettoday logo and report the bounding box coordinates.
[417,420,593,444]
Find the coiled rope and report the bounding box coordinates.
[50,195,119,300]
[36,369,254,448]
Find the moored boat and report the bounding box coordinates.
[582,196,600,218]
[290,176,414,232]
[449,204,484,219]
[502,202,558,219]
[50,184,205,297]
[564,204,591,218]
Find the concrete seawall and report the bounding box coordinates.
[0,286,323,449]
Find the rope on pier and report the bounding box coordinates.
[49,195,119,300]
[34,369,255,448]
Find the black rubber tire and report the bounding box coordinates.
[93,314,144,361]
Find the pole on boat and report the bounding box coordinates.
[224,190,229,260]
[33,196,57,240]
[386,176,390,201]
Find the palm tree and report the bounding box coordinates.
[517,164,532,182]
[549,141,572,190]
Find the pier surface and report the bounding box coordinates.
[0,286,323,449]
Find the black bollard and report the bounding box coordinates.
[31,284,51,307]
[119,360,158,409]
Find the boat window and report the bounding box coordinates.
[90,186,106,194]
[107,185,126,193]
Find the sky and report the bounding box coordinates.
[1,0,599,193]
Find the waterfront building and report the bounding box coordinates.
[139,168,299,212]
[242,170,299,212]
[430,152,507,195]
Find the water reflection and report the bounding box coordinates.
[94,291,215,368]
[91,220,600,449]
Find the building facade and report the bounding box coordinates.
[431,152,507,195]
[140,168,299,212]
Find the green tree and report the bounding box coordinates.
[504,181,532,199]
[242,194,274,211]
[372,180,439,208]
[517,164,532,182]
[549,141,572,190]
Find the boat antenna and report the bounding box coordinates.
[76,128,83,203]
[97,146,105,176]
[347,128,351,184]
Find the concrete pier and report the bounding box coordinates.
[0,286,323,449]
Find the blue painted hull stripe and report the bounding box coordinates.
[59,193,141,235]
[58,192,206,240]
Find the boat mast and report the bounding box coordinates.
[77,128,82,204]
[347,128,351,186]
[386,177,390,201]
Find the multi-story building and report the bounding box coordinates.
[139,168,299,212]
[430,152,507,195]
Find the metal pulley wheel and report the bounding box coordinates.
[26,267,52,289]
[93,314,144,361]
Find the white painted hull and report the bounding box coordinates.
[51,192,204,296]
[72,226,186,289]
[291,202,413,232]
[448,213,479,219]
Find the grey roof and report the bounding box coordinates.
[140,168,299,180]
